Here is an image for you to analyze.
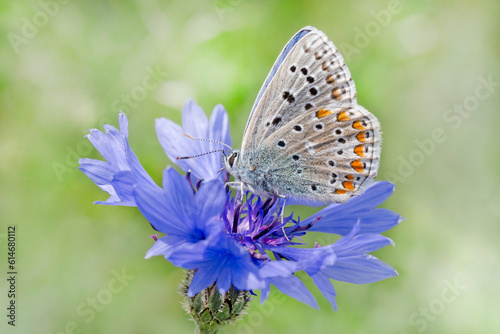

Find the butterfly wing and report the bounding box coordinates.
[241,26,357,155]
[240,26,381,203]
[262,103,381,203]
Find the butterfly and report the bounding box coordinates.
[220,26,382,205]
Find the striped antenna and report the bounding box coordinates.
[176,149,228,160]
[183,133,233,150]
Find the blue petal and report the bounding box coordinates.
[312,273,338,311]
[265,245,336,276]
[118,111,128,136]
[134,172,194,236]
[107,171,135,206]
[216,265,232,294]
[145,235,186,259]
[188,261,225,296]
[207,104,232,174]
[333,233,394,257]
[93,184,120,205]
[308,208,402,236]
[193,180,226,232]
[341,181,396,212]
[301,182,402,236]
[258,261,297,278]
[265,275,318,309]
[89,126,128,170]
[161,238,210,268]
[127,148,159,191]
[135,167,224,241]
[230,256,266,291]
[260,284,271,304]
[145,235,208,269]
[209,104,232,149]
[155,118,219,181]
[182,99,209,139]
[322,254,398,284]
[188,234,265,293]
[155,100,231,181]
[161,167,197,231]
[80,113,159,207]
[258,261,296,305]
[79,158,114,186]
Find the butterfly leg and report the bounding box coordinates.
[225,182,245,202]
[277,194,290,241]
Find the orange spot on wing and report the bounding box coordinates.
[346,175,354,180]
[332,88,342,99]
[343,181,354,191]
[316,109,333,119]
[354,145,364,157]
[351,160,364,173]
[335,189,347,194]
[356,131,366,142]
[337,110,350,122]
[353,120,365,130]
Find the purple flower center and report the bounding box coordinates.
[221,191,302,259]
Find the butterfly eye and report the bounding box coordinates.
[228,152,238,167]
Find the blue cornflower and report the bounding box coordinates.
[79,99,402,314]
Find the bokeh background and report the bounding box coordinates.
[1,0,499,333]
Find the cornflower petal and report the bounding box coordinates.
[79,112,159,206]
[301,181,402,236]
[156,99,231,181]
[181,233,266,296]
[321,255,398,284]
[262,275,319,309]
[311,273,338,311]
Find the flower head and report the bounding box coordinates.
[79,99,403,314]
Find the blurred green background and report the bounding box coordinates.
[1,0,499,333]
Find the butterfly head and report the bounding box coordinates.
[222,150,241,176]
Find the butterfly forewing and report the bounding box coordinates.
[241,27,357,155]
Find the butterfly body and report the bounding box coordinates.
[223,26,382,204]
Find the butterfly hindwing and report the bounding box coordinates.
[262,104,381,203]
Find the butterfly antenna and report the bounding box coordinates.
[183,134,232,150]
[177,149,228,160]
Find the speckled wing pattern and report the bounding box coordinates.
[241,26,381,203]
